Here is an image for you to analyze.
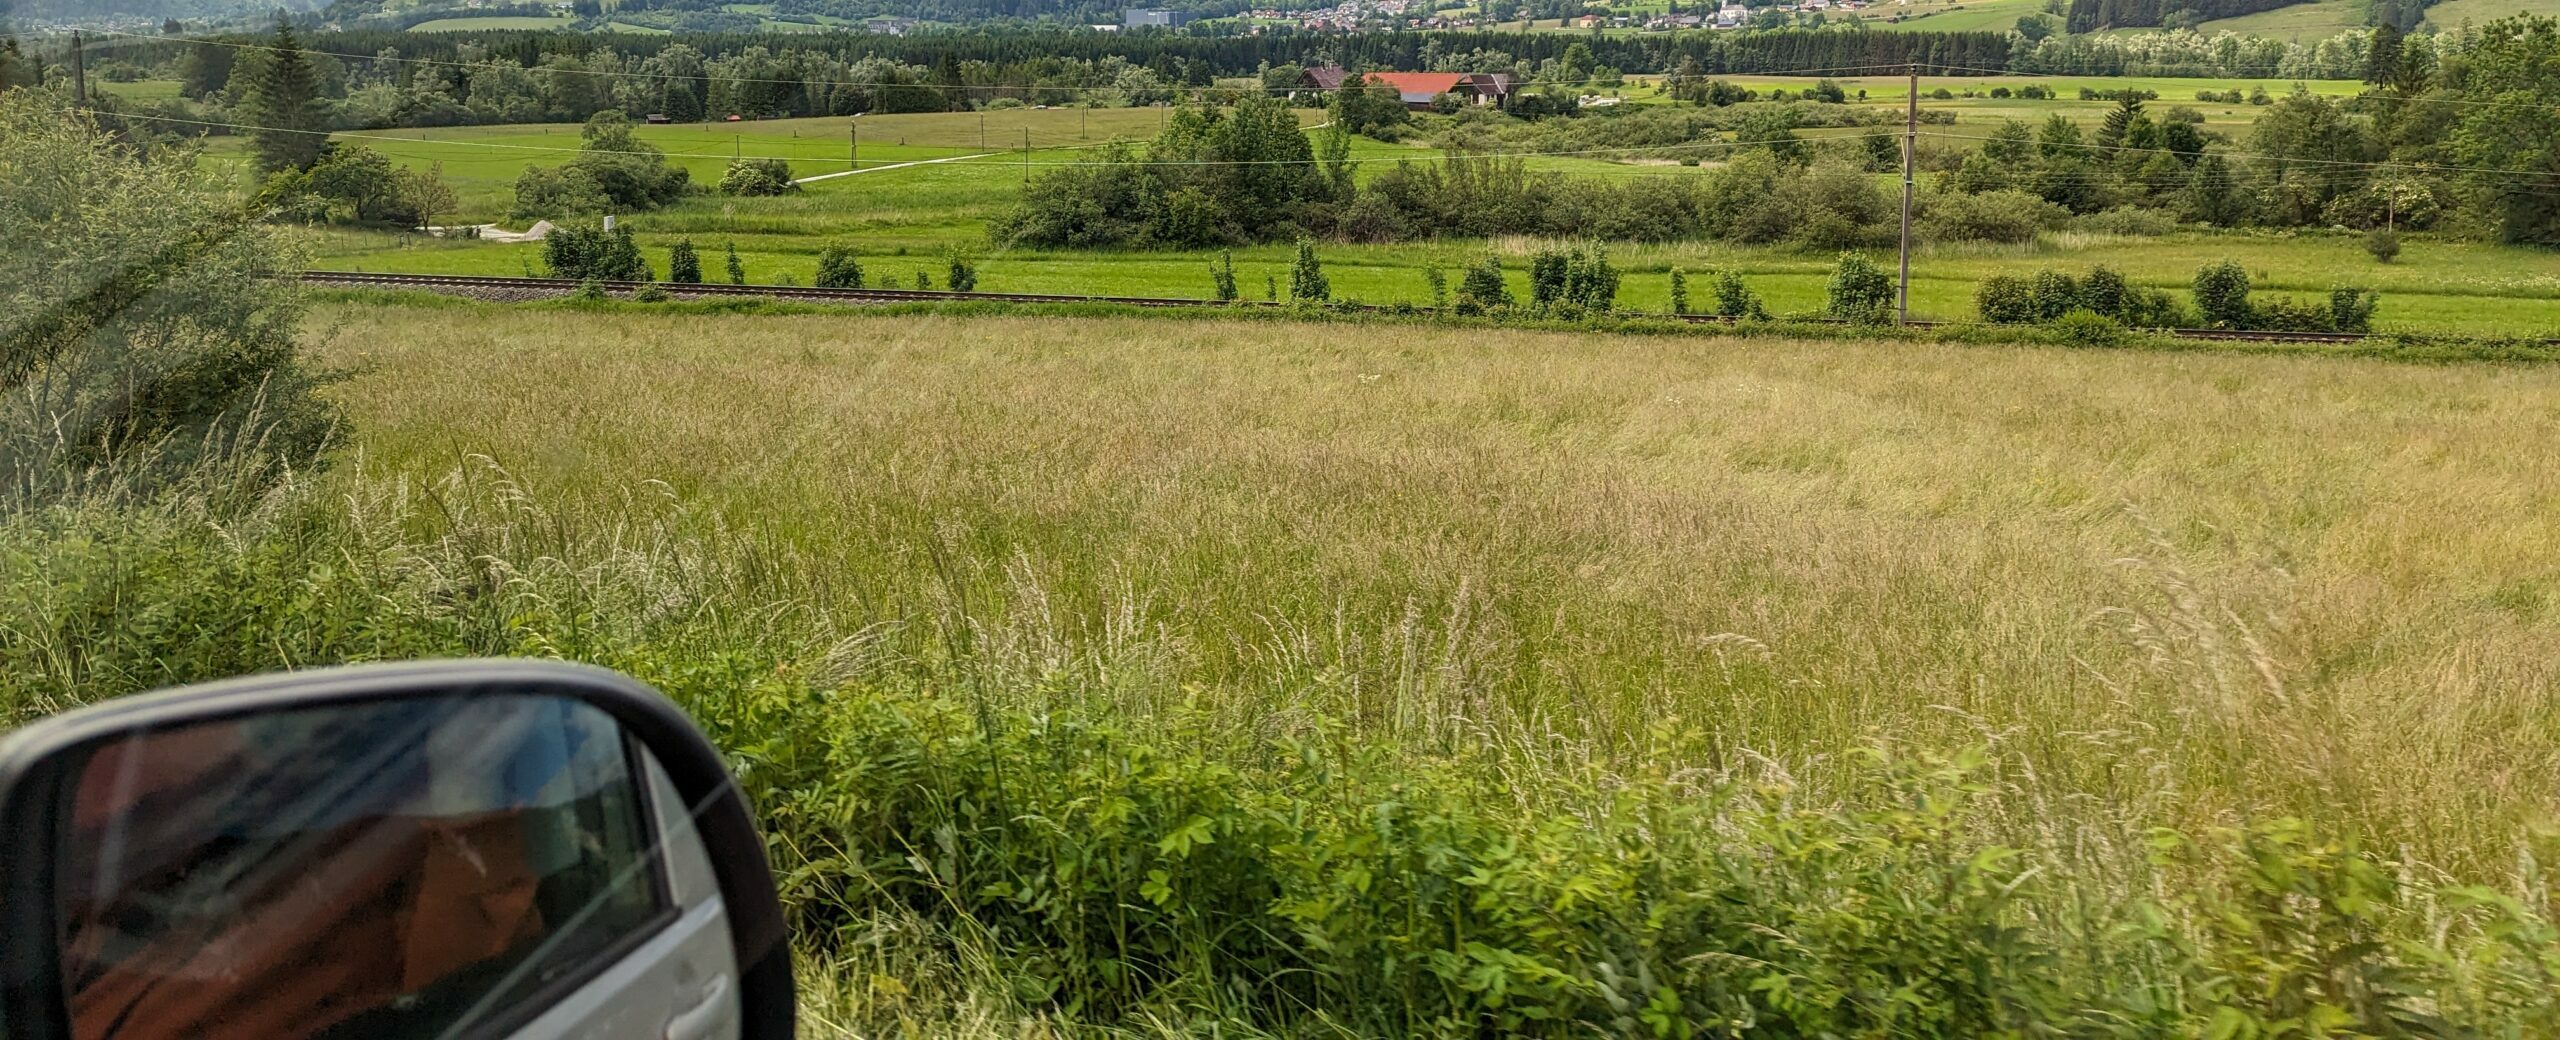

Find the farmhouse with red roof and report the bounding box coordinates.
[1299,67,1515,109]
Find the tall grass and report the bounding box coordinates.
[6,447,2556,1036]
[8,305,2560,1034]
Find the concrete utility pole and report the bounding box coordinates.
[70,30,87,108]
[1897,64,1917,325]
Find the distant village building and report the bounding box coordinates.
[1299,67,1516,109]
[863,16,918,33]
[1122,8,1195,27]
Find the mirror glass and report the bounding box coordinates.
[53,694,670,1040]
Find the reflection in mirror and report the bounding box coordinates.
[56,695,667,1040]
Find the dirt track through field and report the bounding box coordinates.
[793,152,1000,184]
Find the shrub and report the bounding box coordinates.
[1827,253,1895,324]
[1528,249,1569,309]
[945,250,977,293]
[668,239,703,284]
[0,89,337,501]
[1668,267,1689,315]
[512,165,610,219]
[2080,265,2130,319]
[1425,266,1448,310]
[1211,250,1239,302]
[1976,274,2036,324]
[1561,243,1619,313]
[2329,286,2379,332]
[2192,260,2253,328]
[2253,295,2336,332]
[1920,190,2065,244]
[724,241,747,285]
[631,283,670,303]
[1456,254,1510,314]
[2365,228,2402,264]
[815,244,864,289]
[2071,206,2180,237]
[2048,308,2127,347]
[2027,269,2081,321]
[516,111,691,218]
[2121,288,2189,328]
[1288,241,1329,304]
[718,157,797,197]
[544,224,651,282]
[914,271,931,291]
[1714,270,1767,319]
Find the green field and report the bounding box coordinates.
[1620,73,2353,134]
[270,102,2559,337]
[408,13,578,31]
[2186,0,2558,37]
[93,77,186,102]
[2192,0,2373,39]
[2422,0,2560,26]
[1863,0,2056,32]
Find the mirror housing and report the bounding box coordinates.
[0,660,794,1040]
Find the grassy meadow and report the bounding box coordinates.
[300,302,2560,872]
[17,293,2560,1031]
[173,300,2560,1032]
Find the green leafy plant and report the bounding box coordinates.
[1288,240,1329,305]
[1826,252,1893,324]
[814,244,864,289]
[668,239,702,284]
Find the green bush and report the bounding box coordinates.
[2366,227,2402,264]
[2048,308,2127,347]
[668,239,703,284]
[717,157,798,197]
[1825,252,1894,324]
[1919,189,2065,244]
[1210,250,1239,303]
[1456,254,1511,314]
[0,89,337,503]
[2330,286,2378,332]
[544,224,652,282]
[944,250,977,293]
[1288,240,1329,304]
[1560,243,1619,313]
[2192,260,2253,328]
[1529,248,1569,309]
[2026,269,2081,321]
[1713,270,1767,319]
[814,244,864,289]
[1976,274,2036,324]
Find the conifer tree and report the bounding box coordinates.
[242,18,325,172]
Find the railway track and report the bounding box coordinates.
[296,271,2413,347]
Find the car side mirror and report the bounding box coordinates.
[0,660,794,1040]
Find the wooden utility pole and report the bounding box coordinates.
[1022,127,1031,184]
[1897,64,1917,325]
[849,119,858,171]
[70,31,87,108]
